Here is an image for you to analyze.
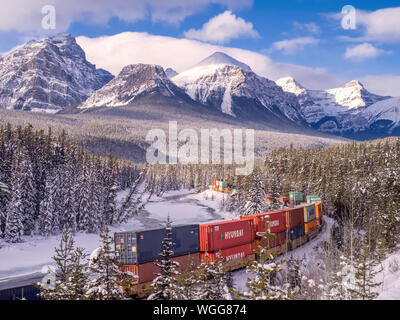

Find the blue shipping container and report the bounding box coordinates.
[304,204,316,222]
[287,224,305,240]
[0,285,41,300]
[115,224,200,264]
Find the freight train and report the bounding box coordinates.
[115,195,324,298]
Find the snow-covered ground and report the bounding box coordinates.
[0,188,226,282]
[376,248,400,300]
[1,188,399,300]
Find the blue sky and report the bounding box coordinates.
[1,0,399,95]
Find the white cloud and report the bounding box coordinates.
[76,32,343,90]
[183,10,259,44]
[267,37,319,55]
[0,0,252,33]
[333,7,400,43]
[344,43,391,62]
[359,75,400,97]
[293,22,320,34]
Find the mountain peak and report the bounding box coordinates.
[79,63,189,109]
[343,80,364,88]
[194,51,251,71]
[275,76,307,97]
[0,34,113,112]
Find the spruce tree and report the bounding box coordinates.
[242,168,268,216]
[38,227,89,300]
[348,243,382,300]
[197,256,230,300]
[85,227,130,300]
[148,217,181,300]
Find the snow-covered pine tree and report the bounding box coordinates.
[76,161,93,232]
[117,168,148,223]
[286,255,303,294]
[348,242,382,300]
[38,227,89,300]
[242,168,268,216]
[324,255,353,300]
[197,256,231,300]
[174,257,201,300]
[4,152,30,242]
[148,216,181,300]
[236,253,291,300]
[39,169,60,236]
[267,175,282,210]
[85,226,130,300]
[62,158,78,232]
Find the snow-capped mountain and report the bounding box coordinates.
[79,64,191,109]
[362,97,400,135]
[276,77,396,137]
[172,52,305,125]
[0,34,113,112]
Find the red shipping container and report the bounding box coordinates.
[285,207,305,229]
[264,210,286,233]
[201,243,255,263]
[256,231,286,249]
[122,253,201,284]
[200,219,254,252]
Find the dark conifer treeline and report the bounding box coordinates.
[260,138,400,250]
[0,124,139,242]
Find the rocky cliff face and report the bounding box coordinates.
[172,53,305,125]
[276,76,394,137]
[0,34,113,112]
[79,64,191,109]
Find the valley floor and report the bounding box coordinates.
[0,188,398,299]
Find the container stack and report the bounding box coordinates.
[115,225,201,284]
[285,207,306,249]
[199,219,255,267]
[303,204,319,239]
[289,191,303,206]
[306,194,321,203]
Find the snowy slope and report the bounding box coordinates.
[172,52,305,124]
[362,97,400,133]
[276,77,396,136]
[0,34,113,112]
[376,249,400,300]
[79,64,191,109]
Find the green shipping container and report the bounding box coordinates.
[289,191,303,201]
[306,195,321,203]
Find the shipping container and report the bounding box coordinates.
[201,242,255,263]
[303,204,316,222]
[306,195,321,203]
[115,225,200,264]
[199,219,254,252]
[315,202,323,218]
[240,214,262,237]
[264,210,287,233]
[285,207,304,229]
[122,253,201,284]
[256,231,286,249]
[305,219,318,233]
[289,191,303,201]
[287,224,305,240]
